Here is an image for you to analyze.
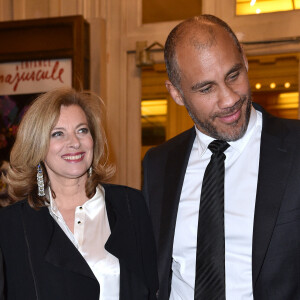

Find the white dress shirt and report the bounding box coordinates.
[170,107,262,300]
[48,185,120,300]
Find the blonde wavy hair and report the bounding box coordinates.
[4,87,115,208]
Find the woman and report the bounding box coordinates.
[0,88,158,300]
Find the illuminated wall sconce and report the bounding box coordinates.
[284,82,291,88]
[270,82,276,89]
[255,83,261,89]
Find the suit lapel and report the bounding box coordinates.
[104,185,144,279]
[22,203,96,280]
[252,111,294,287]
[45,220,97,280]
[158,128,196,277]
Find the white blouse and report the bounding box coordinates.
[48,186,120,300]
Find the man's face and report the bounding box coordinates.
[168,27,252,141]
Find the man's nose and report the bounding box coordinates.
[218,84,240,109]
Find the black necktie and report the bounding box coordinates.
[194,140,230,300]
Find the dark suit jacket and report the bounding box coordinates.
[0,248,4,300]
[143,104,300,300]
[0,184,158,300]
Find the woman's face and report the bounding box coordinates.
[44,105,94,183]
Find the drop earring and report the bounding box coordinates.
[88,166,92,177]
[37,163,45,197]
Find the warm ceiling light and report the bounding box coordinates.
[237,0,298,16]
[270,82,276,89]
[141,100,167,116]
[284,82,291,88]
[255,83,261,89]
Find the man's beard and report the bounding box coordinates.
[183,92,252,142]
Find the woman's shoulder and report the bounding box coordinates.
[102,183,141,192]
[0,200,29,237]
[0,200,46,227]
[102,183,143,200]
[0,199,28,217]
[101,183,147,213]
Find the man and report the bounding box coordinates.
[143,14,300,300]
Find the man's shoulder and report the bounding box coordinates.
[146,127,195,158]
[254,103,300,137]
[279,117,300,129]
[262,110,300,138]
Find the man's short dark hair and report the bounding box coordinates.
[164,14,243,90]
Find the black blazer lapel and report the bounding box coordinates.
[158,128,195,285]
[252,111,295,287]
[45,222,97,280]
[104,185,144,278]
[103,184,159,297]
[21,204,96,281]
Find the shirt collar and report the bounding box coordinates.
[195,106,260,157]
[83,185,105,216]
[48,189,59,218]
[48,185,105,219]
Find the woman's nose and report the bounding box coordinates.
[68,134,80,149]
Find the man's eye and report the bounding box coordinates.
[51,131,63,137]
[228,72,239,81]
[200,86,212,94]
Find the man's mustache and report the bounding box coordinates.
[212,96,248,119]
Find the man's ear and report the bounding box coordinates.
[242,49,248,71]
[165,80,185,106]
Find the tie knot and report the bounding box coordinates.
[208,140,230,154]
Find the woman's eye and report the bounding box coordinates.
[51,131,63,137]
[78,127,89,134]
